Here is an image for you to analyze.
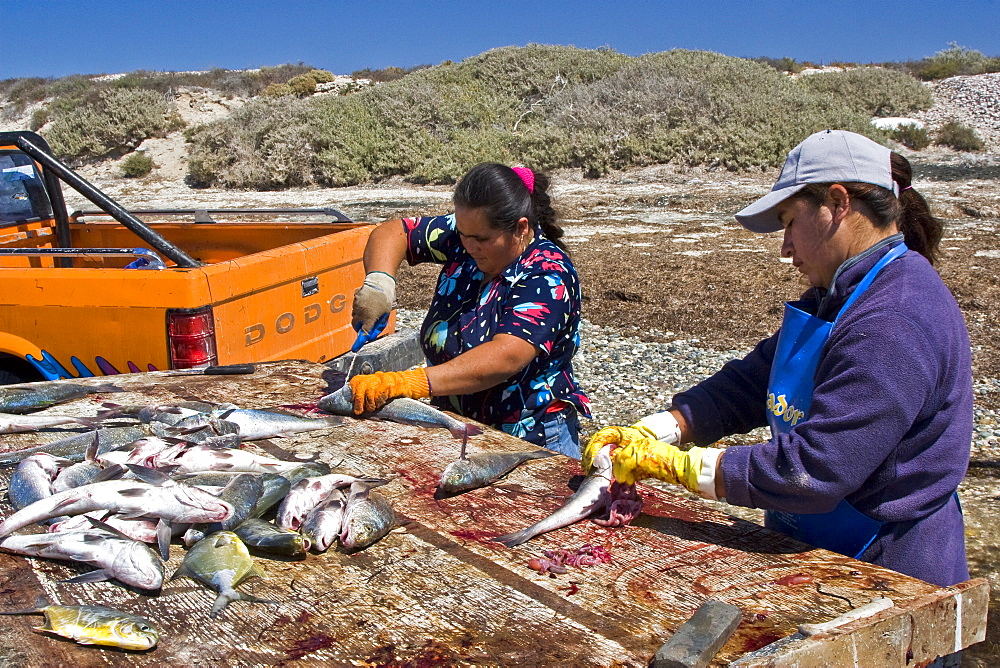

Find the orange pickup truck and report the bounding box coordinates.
[0,131,389,384]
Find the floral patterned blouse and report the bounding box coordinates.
[402,214,591,446]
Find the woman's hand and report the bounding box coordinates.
[582,426,707,492]
[352,272,395,334]
[581,426,649,473]
[349,369,430,413]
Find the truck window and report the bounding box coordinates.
[0,151,52,225]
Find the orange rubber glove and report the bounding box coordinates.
[349,368,431,414]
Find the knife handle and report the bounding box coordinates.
[203,364,256,375]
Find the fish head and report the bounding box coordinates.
[317,386,352,415]
[107,615,160,650]
[438,460,475,493]
[112,543,165,591]
[178,487,236,523]
[339,495,394,551]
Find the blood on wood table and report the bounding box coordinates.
[0,361,987,666]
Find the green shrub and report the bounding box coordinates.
[28,108,48,131]
[796,67,933,116]
[183,45,892,188]
[44,88,173,162]
[935,120,984,151]
[261,82,294,97]
[913,43,999,80]
[890,124,931,150]
[121,151,154,177]
[753,57,804,74]
[287,73,319,96]
[308,69,335,84]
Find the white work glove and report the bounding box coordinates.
[632,411,682,444]
[352,271,396,333]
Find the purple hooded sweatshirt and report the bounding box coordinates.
[672,235,973,586]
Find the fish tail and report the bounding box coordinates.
[210,590,276,619]
[491,528,534,547]
[209,591,241,619]
[448,423,482,442]
[0,596,48,615]
[93,383,125,394]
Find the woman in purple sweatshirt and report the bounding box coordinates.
[583,130,972,587]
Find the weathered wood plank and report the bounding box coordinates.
[0,361,988,666]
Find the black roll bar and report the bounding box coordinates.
[11,133,202,268]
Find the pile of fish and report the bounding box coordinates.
[0,382,406,647]
[0,377,640,651]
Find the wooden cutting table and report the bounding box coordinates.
[0,361,988,666]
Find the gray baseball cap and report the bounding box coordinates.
[735,129,897,233]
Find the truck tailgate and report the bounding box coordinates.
[0,361,987,666]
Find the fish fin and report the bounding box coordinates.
[157,519,172,561]
[524,449,559,460]
[83,431,101,462]
[458,431,468,461]
[93,383,125,394]
[491,528,533,547]
[169,563,192,582]
[61,569,111,584]
[124,464,172,485]
[84,516,133,542]
[90,463,127,483]
[116,488,151,499]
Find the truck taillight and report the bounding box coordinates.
[167,307,218,369]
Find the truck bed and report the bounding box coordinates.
[0,361,988,666]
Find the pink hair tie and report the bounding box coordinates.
[511,166,535,193]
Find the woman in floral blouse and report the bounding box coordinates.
[348,163,590,456]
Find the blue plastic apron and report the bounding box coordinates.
[764,243,909,558]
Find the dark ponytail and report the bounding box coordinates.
[889,152,943,266]
[453,163,567,252]
[797,152,943,265]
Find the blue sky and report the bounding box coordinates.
[3,0,999,79]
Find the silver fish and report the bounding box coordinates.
[170,531,274,619]
[318,385,482,442]
[492,445,618,547]
[438,449,556,495]
[98,400,217,425]
[0,467,234,537]
[233,518,309,558]
[0,425,149,467]
[149,445,312,475]
[275,473,388,531]
[299,489,347,553]
[183,474,265,547]
[0,382,123,414]
[174,407,344,441]
[48,513,160,544]
[51,431,111,493]
[0,412,95,434]
[9,453,69,511]
[338,482,395,552]
[249,473,292,519]
[0,519,164,590]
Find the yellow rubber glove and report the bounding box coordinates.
[349,368,431,414]
[612,438,707,493]
[581,426,649,474]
